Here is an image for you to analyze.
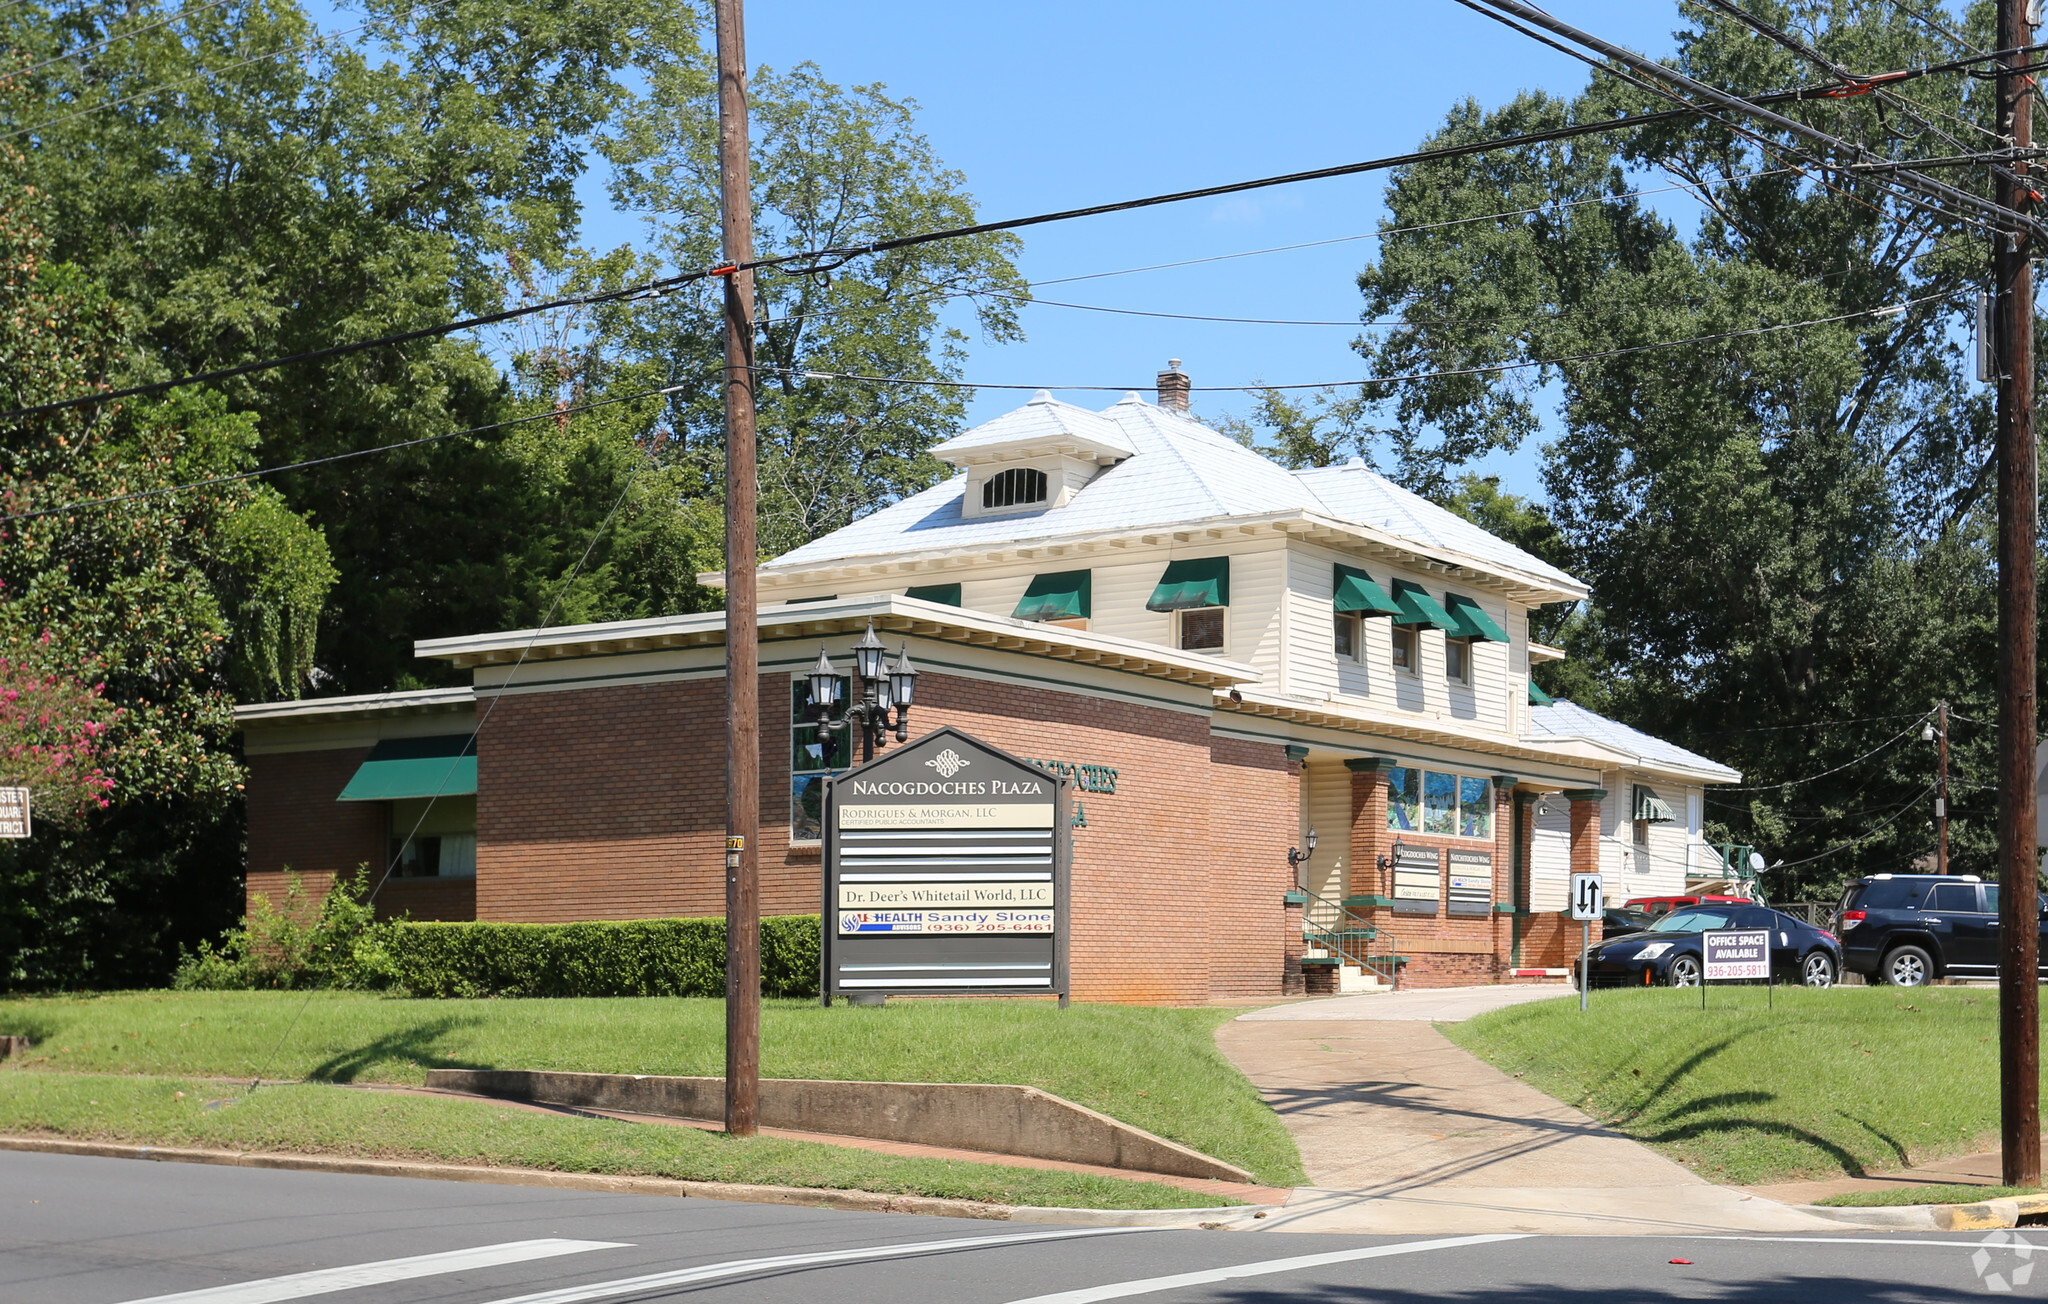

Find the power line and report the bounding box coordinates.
[0,71,1977,427]
[789,289,1961,394]
[1716,714,1934,792]
[0,383,685,525]
[7,0,236,80]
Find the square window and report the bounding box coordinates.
[1181,607,1225,652]
[1423,771,1458,835]
[1445,636,1469,683]
[1333,612,1356,660]
[1391,625,1416,672]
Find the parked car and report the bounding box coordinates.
[1601,906,1654,940]
[1625,893,1749,919]
[1578,904,1842,988]
[1834,873,2047,986]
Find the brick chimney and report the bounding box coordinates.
[1156,358,1190,413]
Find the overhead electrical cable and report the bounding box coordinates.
[1456,0,2043,241]
[0,64,1994,427]
[1715,715,1934,792]
[7,0,237,79]
[788,289,1960,394]
[0,382,687,524]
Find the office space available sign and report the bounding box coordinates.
[822,727,1071,1001]
[1703,929,1771,981]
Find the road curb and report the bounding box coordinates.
[1793,1194,2048,1232]
[0,1134,1244,1226]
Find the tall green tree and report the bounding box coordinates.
[1334,1,2009,896]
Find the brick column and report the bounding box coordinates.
[1345,757,1394,902]
[1490,774,1519,978]
[1284,745,1307,994]
[1564,788,1608,877]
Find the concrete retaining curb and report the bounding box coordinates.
[0,1135,1245,1227]
[425,1069,1254,1184]
[1792,1194,2048,1231]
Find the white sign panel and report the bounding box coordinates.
[0,787,28,839]
[838,910,1056,935]
[838,881,1053,909]
[839,803,1056,830]
[1703,929,1771,981]
[1569,872,1604,921]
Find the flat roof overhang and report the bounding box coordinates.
[412,594,1262,693]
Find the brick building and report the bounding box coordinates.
[237,367,1740,1000]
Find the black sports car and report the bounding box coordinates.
[1578,903,1842,989]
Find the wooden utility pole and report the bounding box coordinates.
[1995,0,2039,1191]
[715,0,760,1139]
[1936,700,1949,877]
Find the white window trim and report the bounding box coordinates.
[1178,605,1227,655]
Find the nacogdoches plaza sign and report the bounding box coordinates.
[822,727,1072,1004]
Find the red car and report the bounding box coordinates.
[1625,893,1749,919]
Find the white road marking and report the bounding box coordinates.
[472,1227,1155,1304]
[120,1239,630,1304]
[998,1233,1530,1304]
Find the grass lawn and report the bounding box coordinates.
[0,1071,1233,1209]
[1443,984,2011,1186]
[1817,1185,2042,1208]
[0,991,1303,1186]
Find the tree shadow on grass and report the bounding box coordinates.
[1639,1114,1880,1177]
[305,1016,486,1082]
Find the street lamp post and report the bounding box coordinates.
[809,620,920,764]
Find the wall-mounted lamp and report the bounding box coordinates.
[809,619,920,764]
[1288,827,1318,868]
[1377,835,1406,872]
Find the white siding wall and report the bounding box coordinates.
[1530,797,1571,911]
[1303,758,1353,902]
[1280,541,1522,729]
[1599,774,1627,880]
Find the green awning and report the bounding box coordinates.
[905,583,961,606]
[1014,569,1092,621]
[1442,592,1510,642]
[1528,680,1555,706]
[1145,557,1230,612]
[1634,784,1676,823]
[338,735,478,802]
[1333,564,1401,616]
[1389,579,1461,631]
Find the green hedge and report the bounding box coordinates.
[383,915,822,999]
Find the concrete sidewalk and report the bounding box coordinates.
[1219,984,1857,1234]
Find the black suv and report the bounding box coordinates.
[1835,873,2047,986]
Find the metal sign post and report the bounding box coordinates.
[1570,871,1603,1014]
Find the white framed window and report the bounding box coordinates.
[1445,636,1470,683]
[1180,606,1225,652]
[1333,612,1357,660]
[1391,624,1416,673]
[789,672,850,842]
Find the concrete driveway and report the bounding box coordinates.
[1219,984,1857,1235]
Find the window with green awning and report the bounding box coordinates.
[1634,784,1676,823]
[338,735,478,802]
[1145,557,1230,612]
[1389,579,1461,631]
[904,583,961,606]
[1014,570,1092,621]
[1333,564,1401,616]
[1528,680,1554,706]
[1442,592,1509,642]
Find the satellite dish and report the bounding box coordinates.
[1748,851,1767,873]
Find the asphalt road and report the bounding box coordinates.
[0,1151,2037,1304]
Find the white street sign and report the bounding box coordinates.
[0,787,28,839]
[1569,872,1604,921]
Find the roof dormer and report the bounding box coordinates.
[930,390,1137,519]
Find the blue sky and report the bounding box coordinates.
[689,0,1691,501]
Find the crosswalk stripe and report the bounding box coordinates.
[996,1233,1530,1304]
[471,1227,1154,1304]
[118,1238,630,1304]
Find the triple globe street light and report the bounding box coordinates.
[807,618,921,765]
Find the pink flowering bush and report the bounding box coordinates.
[0,640,120,823]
